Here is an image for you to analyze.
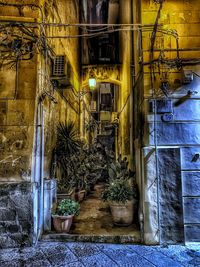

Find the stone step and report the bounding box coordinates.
[42,232,141,244]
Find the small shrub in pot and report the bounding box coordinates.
[52,199,80,232]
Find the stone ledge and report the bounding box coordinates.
[42,233,141,244]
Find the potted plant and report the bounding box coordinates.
[83,141,114,195]
[67,153,88,202]
[56,184,75,202]
[102,156,138,226]
[52,199,80,232]
[51,121,83,198]
[69,144,107,201]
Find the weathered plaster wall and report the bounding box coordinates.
[118,0,132,158]
[39,0,80,179]
[0,0,80,182]
[141,0,200,244]
[0,0,80,247]
[0,1,38,182]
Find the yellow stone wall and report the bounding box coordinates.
[142,0,200,97]
[38,0,80,179]
[0,0,80,181]
[1,0,199,182]
[0,1,39,181]
[118,0,132,159]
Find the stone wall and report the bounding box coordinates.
[0,2,38,182]
[0,0,81,182]
[118,0,132,158]
[158,148,184,244]
[0,182,33,248]
[39,0,80,179]
[0,0,80,248]
[140,0,200,244]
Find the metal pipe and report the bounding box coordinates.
[130,0,134,171]
[143,48,200,52]
[0,19,159,28]
[149,0,164,245]
[14,60,19,99]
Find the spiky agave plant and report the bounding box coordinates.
[56,121,82,157]
[51,121,83,191]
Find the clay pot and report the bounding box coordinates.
[52,215,74,232]
[109,199,135,226]
[75,190,86,202]
[94,183,105,198]
[57,190,76,202]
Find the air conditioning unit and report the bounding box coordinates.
[50,55,71,89]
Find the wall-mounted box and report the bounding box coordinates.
[182,69,193,84]
[149,99,173,114]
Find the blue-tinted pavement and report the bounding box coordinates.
[0,242,199,267]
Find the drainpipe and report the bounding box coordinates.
[38,104,44,243]
[131,0,145,243]
[33,102,44,247]
[130,0,134,171]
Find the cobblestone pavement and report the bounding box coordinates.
[0,242,199,267]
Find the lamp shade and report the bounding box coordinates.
[88,78,96,89]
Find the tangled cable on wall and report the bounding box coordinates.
[0,22,52,68]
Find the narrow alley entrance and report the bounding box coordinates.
[44,186,140,243]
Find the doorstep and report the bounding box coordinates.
[42,232,141,244]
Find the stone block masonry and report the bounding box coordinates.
[0,182,33,248]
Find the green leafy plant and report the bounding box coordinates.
[51,121,83,192]
[60,141,114,193]
[102,179,134,203]
[56,121,82,157]
[102,155,138,203]
[108,155,131,181]
[51,124,116,194]
[54,199,80,216]
[85,118,98,133]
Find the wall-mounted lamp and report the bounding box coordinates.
[88,77,96,90]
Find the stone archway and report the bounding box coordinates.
[81,64,122,89]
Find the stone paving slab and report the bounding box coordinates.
[0,242,199,267]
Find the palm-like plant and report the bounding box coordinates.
[51,121,83,192]
[55,121,82,157]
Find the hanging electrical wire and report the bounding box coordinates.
[193,72,200,78]
[0,22,56,67]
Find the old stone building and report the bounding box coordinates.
[0,0,199,248]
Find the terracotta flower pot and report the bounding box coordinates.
[52,214,74,232]
[94,183,105,198]
[109,199,135,226]
[57,190,76,202]
[75,190,85,202]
